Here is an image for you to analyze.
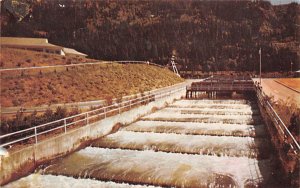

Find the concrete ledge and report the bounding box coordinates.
[0,89,185,186]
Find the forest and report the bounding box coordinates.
[1,0,299,72]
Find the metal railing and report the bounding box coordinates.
[115,61,165,68]
[186,85,255,91]
[0,84,185,148]
[255,85,300,155]
[0,61,164,72]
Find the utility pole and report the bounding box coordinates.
[259,48,262,84]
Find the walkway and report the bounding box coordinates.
[253,78,300,107]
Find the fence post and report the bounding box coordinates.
[34,127,38,144]
[104,107,106,118]
[64,119,67,133]
[118,103,121,114]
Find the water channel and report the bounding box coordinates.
[5,99,281,188]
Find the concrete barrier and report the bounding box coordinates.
[0,88,185,185]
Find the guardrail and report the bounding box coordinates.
[255,85,300,155]
[0,61,164,72]
[0,84,185,148]
[115,61,165,68]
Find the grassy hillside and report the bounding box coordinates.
[1,50,184,107]
[0,48,97,68]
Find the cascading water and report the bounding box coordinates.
[4,99,279,188]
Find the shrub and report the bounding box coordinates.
[50,98,59,104]
[105,96,113,106]
[289,110,300,137]
[54,106,67,119]
[69,107,81,116]
[116,96,123,104]
[273,99,299,138]
[0,106,77,138]
[12,99,21,106]
[47,84,54,90]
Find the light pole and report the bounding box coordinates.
[259,48,262,84]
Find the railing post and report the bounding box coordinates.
[34,127,38,144]
[118,103,121,114]
[64,119,67,133]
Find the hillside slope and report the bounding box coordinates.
[0,48,97,68]
[1,50,184,107]
[1,0,299,72]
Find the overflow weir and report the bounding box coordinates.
[3,77,297,188]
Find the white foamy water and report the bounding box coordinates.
[163,107,259,115]
[3,174,162,188]
[169,100,256,109]
[142,111,260,124]
[124,120,266,137]
[174,99,250,104]
[145,111,255,119]
[43,147,271,187]
[93,131,269,158]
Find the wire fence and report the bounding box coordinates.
[0,85,185,148]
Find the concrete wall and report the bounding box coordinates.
[0,89,185,186]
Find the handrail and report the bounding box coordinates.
[0,61,110,72]
[255,85,300,154]
[0,61,164,72]
[266,101,300,150]
[115,61,165,68]
[0,119,64,139]
[0,84,185,148]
